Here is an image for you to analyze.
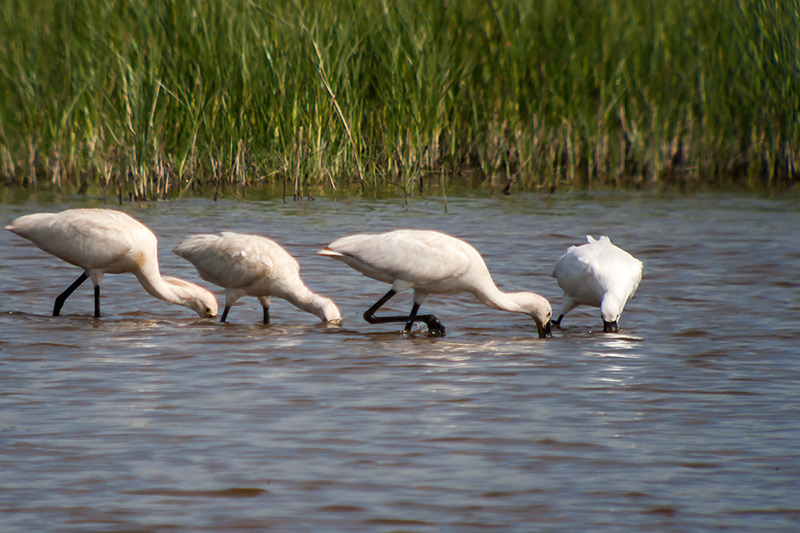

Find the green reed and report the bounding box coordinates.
[0,0,797,199]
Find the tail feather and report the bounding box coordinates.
[317,247,343,257]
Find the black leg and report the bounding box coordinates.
[363,289,446,336]
[53,272,89,316]
[262,304,270,324]
[404,302,421,332]
[94,285,101,318]
[220,305,230,323]
[363,289,398,322]
[553,314,564,328]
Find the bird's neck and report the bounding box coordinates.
[134,262,184,306]
[600,293,624,321]
[473,281,526,314]
[278,283,328,321]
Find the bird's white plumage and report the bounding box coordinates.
[552,235,642,329]
[319,229,552,336]
[320,229,476,293]
[174,232,341,323]
[6,209,147,279]
[5,208,218,317]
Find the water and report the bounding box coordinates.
[1,192,799,531]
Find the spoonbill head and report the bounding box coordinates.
[551,235,642,332]
[5,208,218,318]
[319,229,552,337]
[160,275,220,319]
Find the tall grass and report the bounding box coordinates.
[0,0,797,199]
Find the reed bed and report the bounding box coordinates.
[0,0,797,199]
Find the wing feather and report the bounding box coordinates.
[7,209,147,270]
[325,230,474,286]
[174,233,298,290]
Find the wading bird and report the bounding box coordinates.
[5,209,218,318]
[318,229,552,337]
[174,232,342,325]
[551,235,642,332]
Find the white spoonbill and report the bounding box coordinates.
[5,208,218,318]
[551,235,643,332]
[318,229,552,337]
[173,232,342,324]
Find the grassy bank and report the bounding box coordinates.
[1,0,798,199]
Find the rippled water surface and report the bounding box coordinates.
[1,193,799,531]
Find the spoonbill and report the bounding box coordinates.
[551,235,643,332]
[318,229,552,337]
[5,208,218,318]
[173,232,342,325]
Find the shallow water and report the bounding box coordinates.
[1,192,799,531]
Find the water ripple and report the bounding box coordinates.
[1,195,800,531]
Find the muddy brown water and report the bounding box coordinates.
[1,193,799,531]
